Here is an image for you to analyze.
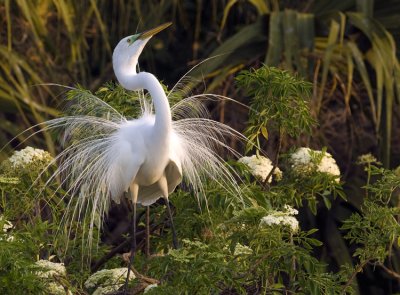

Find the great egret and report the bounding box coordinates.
[16,22,245,286]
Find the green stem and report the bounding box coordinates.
[366,163,371,199]
[263,128,283,187]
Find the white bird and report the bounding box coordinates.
[29,23,244,265]
[110,23,183,254]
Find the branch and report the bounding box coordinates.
[341,259,370,294]
[378,263,400,280]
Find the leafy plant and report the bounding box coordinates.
[341,158,400,291]
[236,66,315,153]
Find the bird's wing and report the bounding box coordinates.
[137,132,183,206]
[107,119,154,204]
[107,139,143,204]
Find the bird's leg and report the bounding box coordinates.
[124,182,139,291]
[165,199,179,249]
[145,206,150,258]
[158,175,180,249]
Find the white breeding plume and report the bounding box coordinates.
[29,23,245,251]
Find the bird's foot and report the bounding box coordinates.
[123,250,136,293]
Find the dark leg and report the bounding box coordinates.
[165,199,180,249]
[145,206,150,257]
[124,201,136,291]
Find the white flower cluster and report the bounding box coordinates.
[8,146,52,168]
[36,260,67,278]
[260,205,299,233]
[290,147,340,182]
[238,155,282,182]
[233,243,253,256]
[35,260,70,295]
[84,268,135,295]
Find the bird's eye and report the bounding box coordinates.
[127,38,131,44]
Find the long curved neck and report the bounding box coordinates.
[117,71,171,135]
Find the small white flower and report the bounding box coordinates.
[233,243,253,256]
[144,284,158,293]
[290,147,340,182]
[84,268,135,295]
[8,146,52,168]
[260,205,299,233]
[238,155,282,182]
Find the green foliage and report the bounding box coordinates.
[236,66,316,152]
[268,172,344,215]
[342,161,400,276]
[342,201,400,263]
[147,239,247,294]
[0,233,47,295]
[141,178,347,295]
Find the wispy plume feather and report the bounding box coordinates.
[26,75,247,253]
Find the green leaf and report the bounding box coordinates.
[219,0,238,33]
[261,126,269,140]
[248,0,270,14]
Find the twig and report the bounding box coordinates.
[341,259,370,294]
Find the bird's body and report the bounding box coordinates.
[109,112,182,206]
[117,115,170,187]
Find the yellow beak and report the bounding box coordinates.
[139,22,172,40]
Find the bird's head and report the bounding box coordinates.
[112,22,172,84]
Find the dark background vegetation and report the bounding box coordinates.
[1,0,400,294]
